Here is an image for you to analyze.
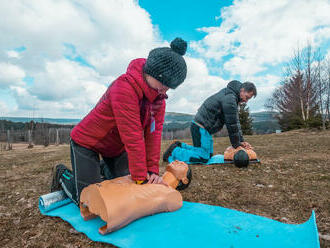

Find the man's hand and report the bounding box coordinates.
[241,142,253,149]
[147,173,168,186]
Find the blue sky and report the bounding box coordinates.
[139,0,233,41]
[0,0,329,118]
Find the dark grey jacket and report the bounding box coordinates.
[194,80,244,148]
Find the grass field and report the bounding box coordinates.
[1,129,329,247]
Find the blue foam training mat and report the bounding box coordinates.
[186,154,260,165]
[39,198,320,248]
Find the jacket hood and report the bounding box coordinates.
[126,58,160,103]
[226,80,242,102]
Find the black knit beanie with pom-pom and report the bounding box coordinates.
[144,37,187,89]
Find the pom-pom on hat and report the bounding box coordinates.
[144,37,187,89]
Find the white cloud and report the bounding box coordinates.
[10,86,37,110]
[325,49,330,60]
[30,59,107,101]
[192,0,330,76]
[9,85,103,118]
[3,0,230,117]
[245,74,281,112]
[0,63,25,88]
[0,0,160,75]
[0,101,9,115]
[7,50,21,59]
[223,57,266,77]
[2,0,327,117]
[0,0,163,117]
[167,57,227,114]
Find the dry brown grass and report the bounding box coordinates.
[1,129,329,247]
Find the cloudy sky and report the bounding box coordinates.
[0,0,329,118]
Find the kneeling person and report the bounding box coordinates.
[163,80,257,164]
[50,38,188,205]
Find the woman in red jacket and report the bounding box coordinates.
[50,38,188,205]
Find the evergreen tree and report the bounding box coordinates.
[239,103,253,135]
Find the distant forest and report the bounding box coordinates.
[0,119,74,131]
[0,110,281,149]
[0,120,73,148]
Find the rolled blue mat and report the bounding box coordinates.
[39,190,72,213]
[38,197,320,248]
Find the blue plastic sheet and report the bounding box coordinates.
[39,198,320,248]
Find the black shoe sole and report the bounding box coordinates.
[162,141,181,162]
[50,164,68,192]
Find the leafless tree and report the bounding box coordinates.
[7,130,12,150]
[266,42,324,130]
[27,129,34,148]
[314,50,327,130]
[325,58,330,122]
[285,46,306,121]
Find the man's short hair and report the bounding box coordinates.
[241,82,257,98]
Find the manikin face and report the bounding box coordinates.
[145,74,169,95]
[239,89,254,104]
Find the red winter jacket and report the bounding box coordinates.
[71,58,166,181]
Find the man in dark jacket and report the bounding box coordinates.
[163,80,257,164]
